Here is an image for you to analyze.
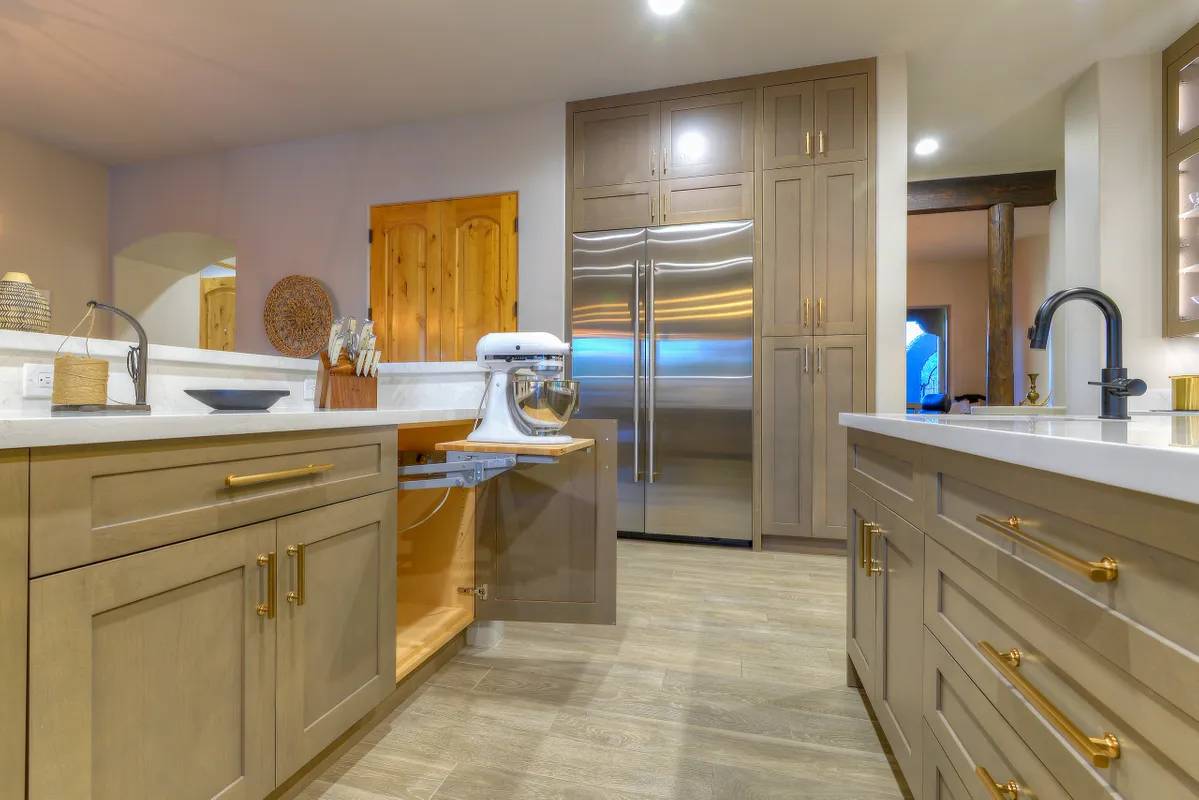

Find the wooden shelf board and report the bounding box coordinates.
[434,437,594,457]
[395,604,473,683]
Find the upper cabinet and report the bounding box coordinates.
[813,75,869,163]
[573,103,660,189]
[1165,25,1199,337]
[813,161,869,335]
[1168,43,1199,155]
[762,82,816,169]
[660,90,756,179]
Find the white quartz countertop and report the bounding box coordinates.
[840,412,1199,506]
[0,407,480,449]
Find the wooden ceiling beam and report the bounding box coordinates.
[908,170,1057,215]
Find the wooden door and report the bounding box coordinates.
[813,74,868,164]
[660,172,753,225]
[813,161,868,335]
[275,492,396,780]
[370,200,442,361]
[199,276,236,351]
[0,452,27,800]
[760,337,812,538]
[762,82,815,169]
[441,194,518,360]
[872,503,925,790]
[846,483,878,694]
[811,335,867,540]
[28,522,277,800]
[475,419,616,624]
[661,90,755,179]
[761,167,814,336]
[370,193,517,361]
[573,102,660,188]
[572,182,657,232]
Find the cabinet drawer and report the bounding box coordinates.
[924,630,1070,800]
[926,451,1199,721]
[925,539,1199,798]
[847,429,924,528]
[31,428,397,575]
[922,721,971,800]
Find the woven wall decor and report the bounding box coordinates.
[0,272,51,333]
[263,275,333,357]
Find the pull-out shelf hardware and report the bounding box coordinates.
[397,438,595,491]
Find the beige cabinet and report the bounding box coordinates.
[275,493,397,780]
[660,172,753,225]
[923,724,971,800]
[813,161,868,335]
[810,335,867,539]
[572,182,658,232]
[28,521,278,800]
[813,74,868,163]
[846,483,878,692]
[572,102,660,189]
[0,453,27,800]
[761,166,814,336]
[761,337,813,538]
[661,90,755,179]
[762,82,815,170]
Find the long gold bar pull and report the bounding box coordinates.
[858,519,868,569]
[979,641,1121,767]
[226,463,334,489]
[817,297,825,327]
[817,130,826,154]
[803,297,811,328]
[975,766,1020,799]
[805,130,813,157]
[867,522,882,576]
[975,514,1118,582]
[256,552,277,619]
[286,543,306,606]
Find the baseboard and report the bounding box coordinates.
[268,630,467,799]
[618,530,753,548]
[761,535,847,555]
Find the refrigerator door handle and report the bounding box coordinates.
[633,260,642,483]
[647,258,657,484]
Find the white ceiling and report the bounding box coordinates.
[0,0,1196,167]
[908,207,1051,265]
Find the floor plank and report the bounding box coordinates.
[299,539,908,800]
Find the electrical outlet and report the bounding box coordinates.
[303,378,316,401]
[22,363,54,398]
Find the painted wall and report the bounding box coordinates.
[875,54,909,412]
[0,128,109,336]
[109,102,565,355]
[112,256,203,348]
[907,259,988,398]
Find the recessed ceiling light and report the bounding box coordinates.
[648,0,685,16]
[914,137,940,157]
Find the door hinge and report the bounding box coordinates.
[368,228,373,244]
[513,300,518,319]
[458,584,489,600]
[513,216,519,233]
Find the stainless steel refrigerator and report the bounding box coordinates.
[570,220,753,542]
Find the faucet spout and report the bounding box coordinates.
[87,300,150,409]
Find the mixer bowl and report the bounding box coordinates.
[508,378,580,435]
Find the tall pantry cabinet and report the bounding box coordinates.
[565,60,875,550]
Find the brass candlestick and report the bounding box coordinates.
[1020,373,1048,406]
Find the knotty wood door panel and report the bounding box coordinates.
[370,201,441,361]
[199,276,236,351]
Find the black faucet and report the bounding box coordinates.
[1027,287,1145,420]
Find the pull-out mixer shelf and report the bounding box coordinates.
[397,437,595,490]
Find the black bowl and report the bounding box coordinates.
[185,389,290,412]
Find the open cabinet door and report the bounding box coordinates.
[474,418,616,624]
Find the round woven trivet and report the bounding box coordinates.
[263,275,332,357]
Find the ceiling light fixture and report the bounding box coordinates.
[914,137,940,157]
[648,0,685,16]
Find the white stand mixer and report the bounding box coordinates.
[468,332,579,445]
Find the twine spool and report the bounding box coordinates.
[52,355,108,406]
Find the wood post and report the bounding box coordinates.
[987,202,1015,406]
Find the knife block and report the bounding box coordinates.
[315,351,378,410]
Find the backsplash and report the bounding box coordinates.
[0,331,485,414]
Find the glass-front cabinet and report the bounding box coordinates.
[1165,29,1199,337]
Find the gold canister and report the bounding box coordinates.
[1170,374,1199,411]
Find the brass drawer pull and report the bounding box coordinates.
[286,543,306,606]
[975,766,1020,799]
[256,552,277,619]
[975,514,1118,582]
[858,520,882,575]
[803,297,811,327]
[804,130,813,157]
[979,641,1121,767]
[817,130,826,154]
[816,297,825,327]
[226,463,334,488]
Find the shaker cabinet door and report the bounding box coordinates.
[761,336,813,538]
[660,172,754,226]
[28,522,278,800]
[573,102,660,189]
[275,492,397,781]
[813,74,869,164]
[811,335,867,540]
[761,167,814,336]
[573,182,657,232]
[846,483,878,694]
[813,161,869,335]
[661,90,755,179]
[762,82,815,169]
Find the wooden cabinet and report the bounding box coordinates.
[0,453,27,800]
[370,193,517,360]
[1163,25,1199,337]
[922,724,971,800]
[660,172,753,225]
[661,90,755,179]
[811,335,867,539]
[762,82,815,170]
[813,161,868,335]
[275,493,397,780]
[761,166,814,335]
[573,102,660,189]
[813,74,869,163]
[572,182,658,232]
[29,521,278,800]
[846,483,878,692]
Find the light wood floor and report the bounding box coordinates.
[299,539,909,799]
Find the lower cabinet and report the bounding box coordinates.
[27,492,396,800]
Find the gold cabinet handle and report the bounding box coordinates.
[975,766,1020,799]
[978,641,1121,767]
[256,552,277,619]
[226,463,334,489]
[805,130,813,157]
[650,147,656,176]
[817,297,825,327]
[857,519,869,568]
[975,514,1118,582]
[802,297,811,327]
[650,195,656,224]
[286,543,306,606]
[817,130,826,154]
[867,522,882,576]
[859,520,882,574]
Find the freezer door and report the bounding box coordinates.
[570,228,647,534]
[645,220,754,540]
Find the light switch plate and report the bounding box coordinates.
[22,363,54,398]
[303,378,316,401]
